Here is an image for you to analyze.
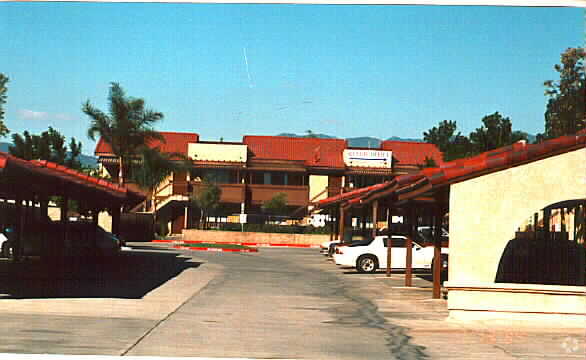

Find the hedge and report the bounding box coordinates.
[215,223,331,235]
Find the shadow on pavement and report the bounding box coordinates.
[0,250,201,299]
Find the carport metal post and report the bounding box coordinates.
[361,206,367,240]
[14,197,23,261]
[371,200,378,239]
[338,205,345,243]
[386,205,393,277]
[61,195,70,254]
[112,205,121,237]
[334,207,339,241]
[432,206,443,299]
[405,204,414,287]
[329,208,334,242]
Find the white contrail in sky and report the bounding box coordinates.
[243,47,254,88]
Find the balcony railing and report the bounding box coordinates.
[247,184,309,207]
[191,182,245,204]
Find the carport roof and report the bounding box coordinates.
[0,152,144,205]
[314,132,586,210]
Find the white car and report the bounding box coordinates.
[333,235,449,273]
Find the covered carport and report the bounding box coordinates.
[314,173,448,299]
[316,132,586,320]
[0,152,144,260]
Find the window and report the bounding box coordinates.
[251,172,264,184]
[288,173,304,186]
[272,172,285,185]
[391,237,406,247]
[191,169,237,184]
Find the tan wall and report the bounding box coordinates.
[48,207,60,222]
[447,148,586,285]
[445,148,586,319]
[98,211,112,232]
[188,143,247,162]
[182,229,329,245]
[309,175,329,202]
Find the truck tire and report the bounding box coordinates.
[357,255,378,273]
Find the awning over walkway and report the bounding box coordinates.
[314,133,586,210]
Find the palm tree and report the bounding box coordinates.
[84,82,165,185]
[130,146,191,224]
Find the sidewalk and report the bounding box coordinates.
[334,268,586,359]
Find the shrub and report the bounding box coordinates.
[217,223,331,235]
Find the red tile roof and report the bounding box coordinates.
[243,136,347,169]
[95,131,199,156]
[0,152,144,203]
[381,141,443,166]
[315,133,586,210]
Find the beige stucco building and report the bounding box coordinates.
[446,146,586,325]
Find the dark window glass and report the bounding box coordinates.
[391,237,406,247]
[272,172,285,185]
[288,173,304,186]
[251,172,264,184]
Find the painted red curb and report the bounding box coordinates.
[153,239,320,249]
[172,245,259,253]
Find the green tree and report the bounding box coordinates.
[65,137,82,169]
[0,74,10,138]
[130,146,190,223]
[469,112,526,153]
[423,120,457,153]
[9,127,83,169]
[423,120,473,161]
[417,156,438,169]
[190,179,222,230]
[305,129,318,138]
[543,47,585,139]
[84,82,165,185]
[48,126,67,164]
[262,192,288,221]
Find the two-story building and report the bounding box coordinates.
[94,132,442,234]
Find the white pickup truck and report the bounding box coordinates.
[333,235,449,273]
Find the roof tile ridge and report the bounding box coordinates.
[158,131,199,136]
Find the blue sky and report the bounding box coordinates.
[0,3,583,154]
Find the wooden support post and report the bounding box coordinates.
[61,195,70,255]
[533,212,539,240]
[386,205,393,277]
[338,206,346,243]
[112,205,121,237]
[40,196,48,222]
[14,197,23,261]
[544,208,551,240]
[432,207,443,299]
[329,209,334,242]
[405,204,414,287]
[372,200,379,239]
[360,206,366,240]
[334,207,340,241]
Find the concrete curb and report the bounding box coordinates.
[172,245,259,253]
[154,239,320,249]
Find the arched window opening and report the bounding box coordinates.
[495,199,586,286]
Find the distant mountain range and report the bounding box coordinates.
[277,133,537,148]
[277,133,423,148]
[0,142,98,168]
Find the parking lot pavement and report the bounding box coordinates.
[0,244,583,359]
[311,254,586,359]
[0,247,221,355]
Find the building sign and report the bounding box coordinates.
[188,143,247,163]
[343,149,392,168]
